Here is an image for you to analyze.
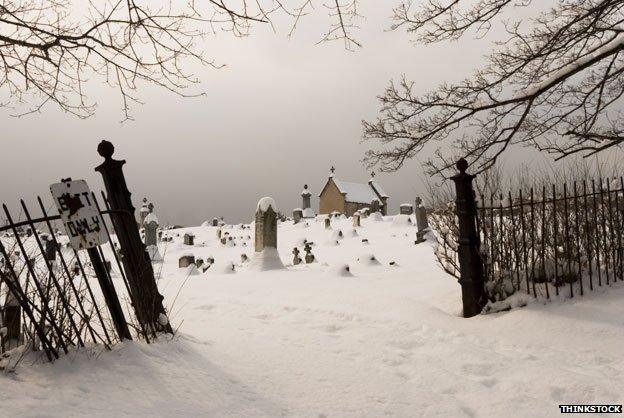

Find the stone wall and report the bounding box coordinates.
[319,179,346,215]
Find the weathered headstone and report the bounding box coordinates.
[144,211,159,247]
[241,253,249,263]
[255,197,278,252]
[212,217,219,227]
[178,254,195,268]
[400,203,413,215]
[324,217,331,230]
[293,209,303,224]
[415,196,429,232]
[301,184,311,209]
[352,212,361,227]
[183,232,195,246]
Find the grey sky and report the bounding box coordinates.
[0,1,588,225]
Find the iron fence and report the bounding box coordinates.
[0,192,141,361]
[476,177,624,300]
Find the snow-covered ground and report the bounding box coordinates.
[4,214,624,417]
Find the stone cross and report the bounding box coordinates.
[292,247,302,265]
[304,243,315,264]
[255,197,278,252]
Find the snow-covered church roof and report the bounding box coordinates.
[332,180,379,204]
[318,177,387,205]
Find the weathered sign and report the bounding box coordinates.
[50,179,108,250]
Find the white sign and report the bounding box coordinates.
[50,180,108,250]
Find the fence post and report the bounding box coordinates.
[87,247,132,341]
[94,140,172,335]
[451,158,486,317]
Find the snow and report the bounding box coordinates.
[3,215,624,417]
[257,197,277,213]
[247,247,285,271]
[144,212,159,225]
[333,179,380,204]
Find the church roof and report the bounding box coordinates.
[332,179,380,204]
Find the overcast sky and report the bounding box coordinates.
[0,1,596,225]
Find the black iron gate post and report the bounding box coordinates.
[451,159,487,318]
[87,247,132,340]
[94,140,172,335]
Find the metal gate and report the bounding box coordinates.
[0,140,171,362]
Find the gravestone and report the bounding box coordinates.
[212,218,219,227]
[301,184,311,209]
[144,212,159,247]
[370,199,380,213]
[184,232,195,246]
[293,209,303,224]
[324,217,331,230]
[178,254,195,268]
[415,197,429,232]
[241,253,249,263]
[353,212,361,227]
[43,235,57,261]
[400,204,413,215]
[255,197,278,252]
[158,230,163,242]
[304,243,315,264]
[292,247,302,265]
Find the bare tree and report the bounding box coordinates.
[363,0,624,176]
[0,0,362,119]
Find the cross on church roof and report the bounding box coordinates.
[370,171,375,178]
[330,166,335,175]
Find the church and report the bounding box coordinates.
[318,167,389,217]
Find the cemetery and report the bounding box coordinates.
[2,146,622,417]
[2,1,624,416]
